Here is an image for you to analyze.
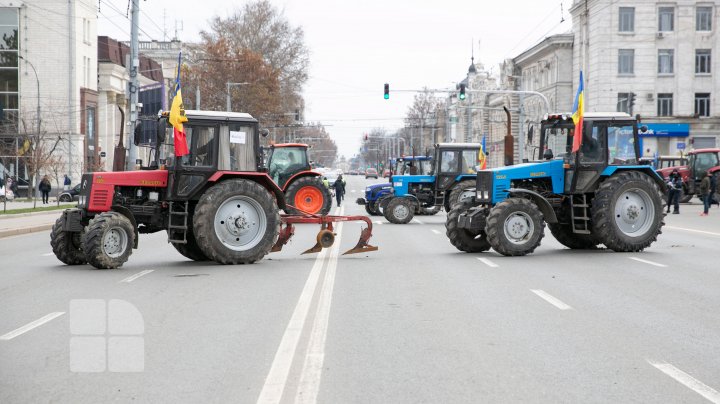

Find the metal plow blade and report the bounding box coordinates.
[343,226,378,255]
[273,214,378,256]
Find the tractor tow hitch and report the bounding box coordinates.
[272,209,379,255]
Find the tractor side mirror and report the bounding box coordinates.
[527,125,534,143]
[260,129,269,138]
[543,149,554,160]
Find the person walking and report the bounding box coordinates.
[699,171,711,216]
[333,175,345,207]
[63,174,71,191]
[666,169,682,214]
[39,175,52,204]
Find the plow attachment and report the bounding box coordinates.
[271,210,379,256]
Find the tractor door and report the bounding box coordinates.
[169,123,220,200]
[434,148,461,191]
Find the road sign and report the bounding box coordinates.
[677,142,686,150]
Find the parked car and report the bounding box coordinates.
[382,169,391,178]
[365,168,378,179]
[58,184,81,202]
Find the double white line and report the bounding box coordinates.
[257,206,345,404]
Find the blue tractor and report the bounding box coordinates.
[381,143,482,224]
[446,113,667,256]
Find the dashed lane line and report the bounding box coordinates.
[665,226,720,237]
[629,257,667,268]
[1,312,65,341]
[477,257,499,268]
[431,229,442,235]
[120,269,154,283]
[530,289,573,311]
[648,360,720,403]
[412,218,424,224]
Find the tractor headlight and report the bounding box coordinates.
[77,195,87,207]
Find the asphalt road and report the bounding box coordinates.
[2,175,720,403]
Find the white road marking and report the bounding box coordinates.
[257,207,346,403]
[665,226,720,237]
[295,207,344,403]
[351,190,356,193]
[477,257,499,268]
[41,252,54,256]
[120,269,154,283]
[373,221,383,225]
[648,360,720,403]
[431,229,442,235]
[629,257,667,268]
[412,218,424,224]
[1,312,65,340]
[530,289,573,311]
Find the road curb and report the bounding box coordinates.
[0,224,53,239]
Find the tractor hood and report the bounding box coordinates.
[485,160,566,197]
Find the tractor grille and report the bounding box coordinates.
[476,171,493,203]
[92,189,110,207]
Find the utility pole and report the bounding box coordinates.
[67,0,74,179]
[126,0,140,170]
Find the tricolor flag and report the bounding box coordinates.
[571,70,584,153]
[168,52,189,157]
[478,136,487,170]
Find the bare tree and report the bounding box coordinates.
[405,91,445,153]
[46,154,65,206]
[18,118,64,208]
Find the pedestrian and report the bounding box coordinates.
[699,171,711,216]
[63,174,71,191]
[710,173,719,208]
[39,175,52,204]
[322,176,329,189]
[333,175,345,207]
[10,176,18,197]
[666,169,682,214]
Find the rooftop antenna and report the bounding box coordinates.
[174,19,184,41]
[163,9,168,41]
[560,2,565,23]
[471,37,475,65]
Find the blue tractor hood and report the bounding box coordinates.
[486,159,566,198]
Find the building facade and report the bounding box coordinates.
[570,0,720,156]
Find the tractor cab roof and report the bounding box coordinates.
[435,142,482,149]
[397,155,432,161]
[543,112,633,122]
[688,148,720,154]
[161,109,258,123]
[270,143,309,149]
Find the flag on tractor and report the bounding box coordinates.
[571,70,585,153]
[478,136,487,169]
[169,52,189,157]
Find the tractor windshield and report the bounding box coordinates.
[268,146,309,187]
[398,159,433,175]
[689,152,719,180]
[542,123,574,160]
[606,124,637,164]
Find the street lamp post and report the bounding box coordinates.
[226,82,250,112]
[19,55,40,201]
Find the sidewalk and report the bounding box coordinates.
[0,200,74,239]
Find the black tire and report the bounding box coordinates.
[548,223,599,249]
[365,200,380,216]
[50,216,86,265]
[59,194,72,202]
[193,179,280,265]
[384,197,414,224]
[82,212,135,269]
[445,203,491,253]
[591,171,665,252]
[421,206,441,216]
[377,195,392,215]
[284,176,332,215]
[486,198,545,256]
[171,224,209,261]
[679,184,693,203]
[446,180,476,210]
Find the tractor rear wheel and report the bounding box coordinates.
[679,183,693,203]
[50,217,86,265]
[82,212,135,269]
[384,197,414,224]
[486,198,545,256]
[193,179,280,264]
[446,180,476,210]
[591,171,664,252]
[285,176,332,215]
[446,203,490,253]
[421,206,441,215]
[171,224,209,261]
[548,223,599,249]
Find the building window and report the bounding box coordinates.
[696,49,711,74]
[658,7,674,32]
[695,93,710,117]
[618,49,634,74]
[0,8,18,134]
[658,49,674,74]
[619,7,634,32]
[697,6,712,31]
[617,93,631,113]
[657,94,673,116]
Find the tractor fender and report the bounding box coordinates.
[396,194,421,210]
[110,205,139,249]
[604,167,668,193]
[281,171,322,192]
[505,188,558,224]
[207,172,287,210]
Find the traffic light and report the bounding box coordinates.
[383,83,389,99]
[629,92,636,114]
[459,83,466,100]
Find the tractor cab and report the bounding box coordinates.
[265,144,312,189]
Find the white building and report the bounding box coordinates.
[0,0,96,190]
[570,0,720,156]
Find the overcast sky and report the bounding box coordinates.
[98,0,571,159]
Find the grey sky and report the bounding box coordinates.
[98,0,570,160]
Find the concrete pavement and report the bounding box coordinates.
[0,202,74,239]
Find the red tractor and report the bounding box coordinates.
[50,110,376,269]
[265,143,332,215]
[656,148,720,202]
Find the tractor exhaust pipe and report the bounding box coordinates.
[503,106,514,166]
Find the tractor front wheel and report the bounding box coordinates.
[384,197,414,224]
[591,171,664,252]
[194,179,280,264]
[82,212,135,269]
[285,176,332,215]
[365,200,380,216]
[446,180,476,210]
[50,217,86,265]
[486,198,545,256]
[446,203,490,253]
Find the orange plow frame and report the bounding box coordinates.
[271,206,379,255]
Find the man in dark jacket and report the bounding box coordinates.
[699,171,711,216]
[333,175,345,207]
[666,169,682,214]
